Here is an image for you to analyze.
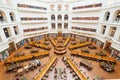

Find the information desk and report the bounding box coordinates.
[65,56,86,80]
[49,36,71,47]
[5,51,49,64]
[54,45,66,54]
[69,42,91,50]
[54,50,66,54]
[71,51,116,63]
[34,56,57,80]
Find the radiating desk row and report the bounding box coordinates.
[71,51,116,63]
[49,36,71,47]
[65,56,86,80]
[63,37,71,46]
[34,56,57,80]
[69,42,91,50]
[5,51,49,64]
[29,42,51,50]
[49,37,57,46]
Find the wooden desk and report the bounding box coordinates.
[63,37,71,46]
[66,56,86,80]
[29,41,51,50]
[80,59,92,70]
[5,51,49,64]
[6,43,27,61]
[71,51,116,63]
[35,44,51,50]
[99,62,114,72]
[92,43,109,56]
[31,49,39,53]
[69,42,91,50]
[24,45,32,49]
[34,56,57,80]
[49,37,57,46]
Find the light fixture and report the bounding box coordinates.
[4,29,7,32]
[112,29,116,32]
[118,12,120,16]
[0,13,2,16]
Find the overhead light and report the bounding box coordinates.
[112,29,116,32]
[118,12,120,16]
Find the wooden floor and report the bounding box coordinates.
[0,37,120,80]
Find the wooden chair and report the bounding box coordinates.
[72,72,76,77]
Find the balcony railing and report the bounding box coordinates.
[112,20,120,23]
[0,21,6,24]
[0,40,2,42]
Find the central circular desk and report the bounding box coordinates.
[54,45,66,55]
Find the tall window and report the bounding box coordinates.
[10,12,15,21]
[114,11,120,22]
[51,5,55,11]
[109,27,116,37]
[104,12,110,21]
[64,14,68,20]
[0,13,4,21]
[64,23,68,29]
[101,26,106,34]
[64,4,69,11]
[14,26,19,35]
[58,15,62,20]
[0,11,6,23]
[3,28,11,38]
[51,23,55,29]
[58,23,62,29]
[58,4,62,11]
[51,15,55,20]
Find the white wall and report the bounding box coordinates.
[0,0,120,53]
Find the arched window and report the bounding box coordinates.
[58,23,62,29]
[10,12,15,21]
[109,27,116,37]
[14,26,19,35]
[101,25,106,34]
[0,13,4,21]
[51,23,55,29]
[64,14,68,20]
[104,12,110,21]
[64,23,68,29]
[114,10,120,22]
[0,11,6,23]
[58,15,62,20]
[3,28,11,38]
[51,14,55,20]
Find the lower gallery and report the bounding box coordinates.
[0,0,120,80]
[0,32,120,80]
